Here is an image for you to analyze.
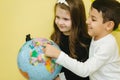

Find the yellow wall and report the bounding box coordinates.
[0,0,56,80]
[0,0,119,80]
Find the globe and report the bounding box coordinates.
[17,38,62,80]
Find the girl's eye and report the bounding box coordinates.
[92,18,96,21]
[63,18,70,21]
[64,18,68,21]
[56,16,60,19]
[55,16,70,21]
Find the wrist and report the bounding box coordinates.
[55,50,61,58]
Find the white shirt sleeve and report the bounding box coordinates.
[56,34,120,79]
[56,45,113,77]
[56,51,91,77]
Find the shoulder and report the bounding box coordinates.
[91,34,118,55]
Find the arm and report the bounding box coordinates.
[44,41,115,77]
[44,44,95,77]
[56,41,117,77]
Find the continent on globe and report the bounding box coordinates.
[17,38,62,80]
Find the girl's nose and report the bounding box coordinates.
[58,19,64,25]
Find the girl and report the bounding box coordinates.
[50,0,91,80]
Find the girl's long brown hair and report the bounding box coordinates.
[51,0,90,58]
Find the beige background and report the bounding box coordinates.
[0,0,119,80]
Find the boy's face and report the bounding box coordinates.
[86,7,109,40]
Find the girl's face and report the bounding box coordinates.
[55,6,72,35]
[86,7,109,40]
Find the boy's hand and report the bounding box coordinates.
[43,44,61,58]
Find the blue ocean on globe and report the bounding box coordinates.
[17,38,62,80]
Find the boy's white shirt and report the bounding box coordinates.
[56,34,120,80]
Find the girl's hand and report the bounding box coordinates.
[43,44,61,58]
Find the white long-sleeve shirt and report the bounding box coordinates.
[56,34,120,80]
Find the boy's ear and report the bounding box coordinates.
[106,21,114,31]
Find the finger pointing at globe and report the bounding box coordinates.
[43,43,61,58]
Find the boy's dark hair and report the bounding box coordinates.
[92,0,120,30]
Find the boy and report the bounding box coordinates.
[43,0,120,80]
